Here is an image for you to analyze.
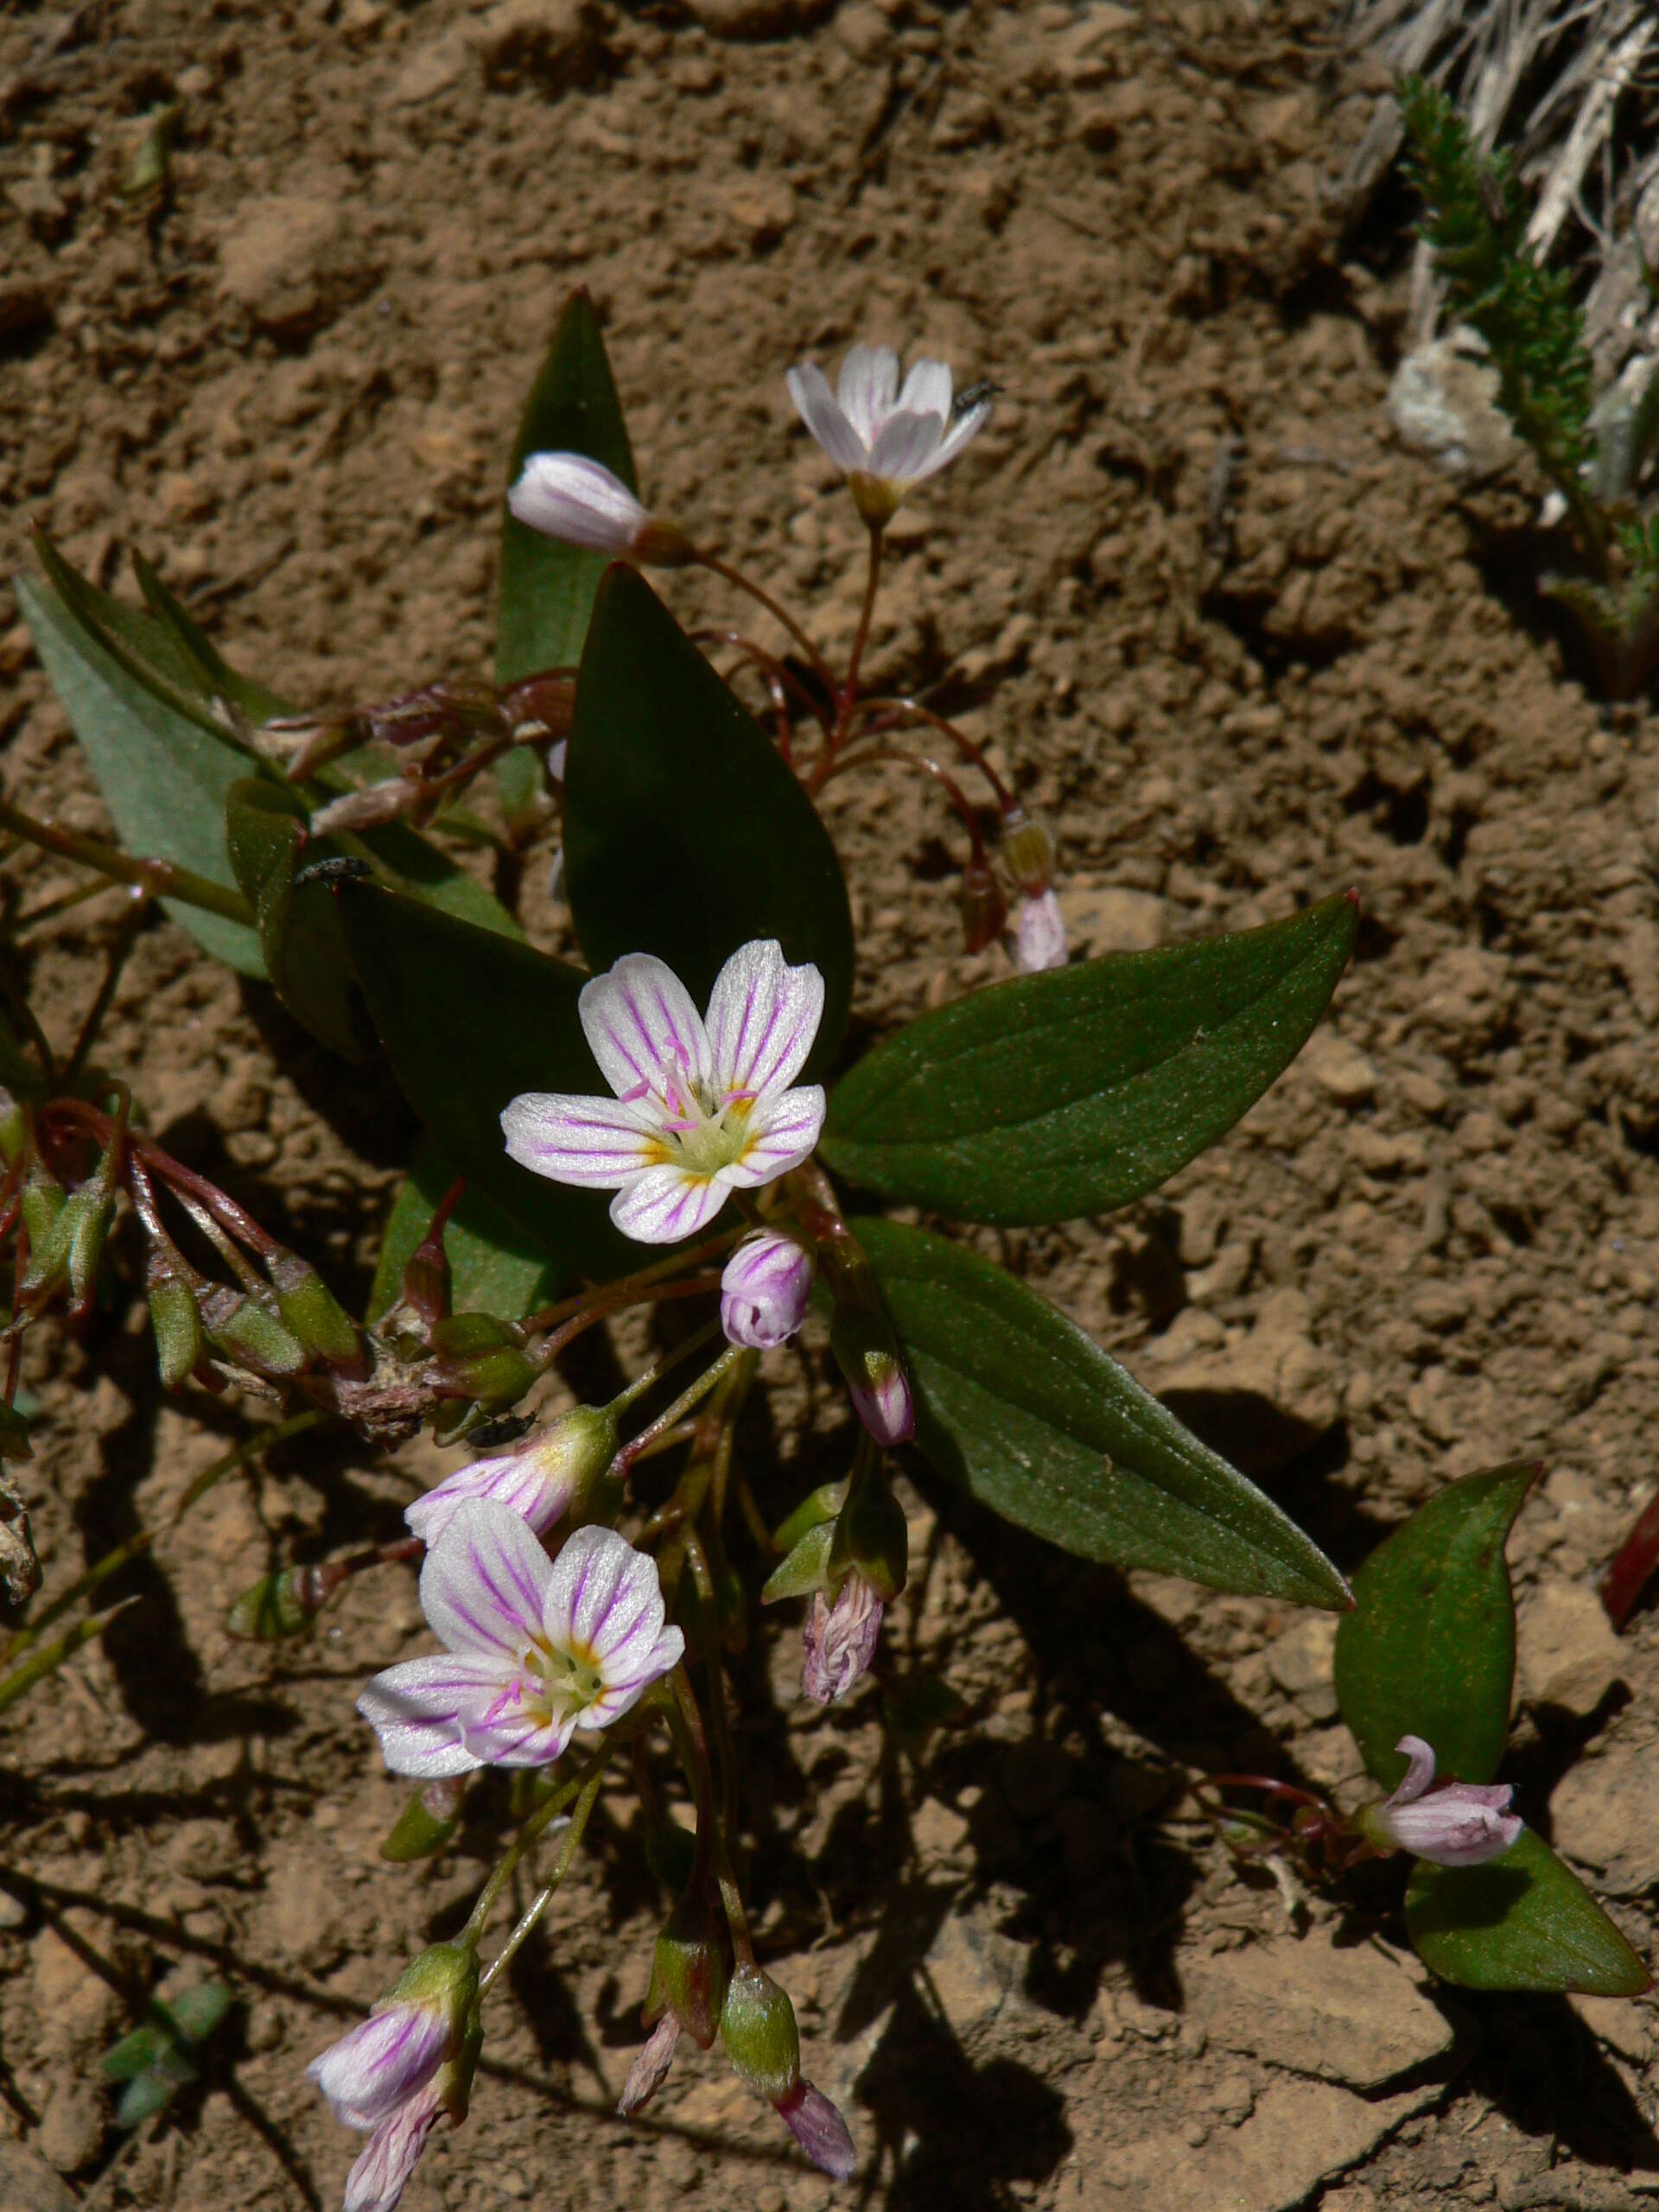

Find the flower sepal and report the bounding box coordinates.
[645,1894,731,2050]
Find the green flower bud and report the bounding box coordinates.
[381,1777,466,1863]
[429,1311,519,1359]
[226,1562,338,1640]
[270,1255,362,1370]
[647,1896,731,2050]
[147,1268,204,1391]
[64,1180,117,1313]
[19,1165,69,1299]
[760,1521,836,1605]
[1001,806,1056,893]
[720,1963,800,2103]
[211,1298,308,1379]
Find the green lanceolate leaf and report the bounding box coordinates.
[497,289,637,685]
[17,573,264,975]
[1335,1463,1535,1791]
[821,894,1358,1226]
[334,880,631,1282]
[563,567,855,1065]
[858,1219,1349,1607]
[226,780,363,1057]
[368,1143,561,1322]
[133,550,286,727]
[1407,1827,1649,1996]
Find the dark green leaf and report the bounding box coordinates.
[858,1218,1349,1607]
[1407,1827,1649,1995]
[334,880,631,1281]
[133,551,286,727]
[563,567,854,1064]
[822,894,1357,1226]
[368,1143,561,1322]
[359,821,524,942]
[225,781,363,1057]
[1335,1463,1534,1790]
[17,574,264,975]
[497,289,637,685]
[162,1983,233,2044]
[102,2026,168,2082]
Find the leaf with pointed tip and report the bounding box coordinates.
[225,780,364,1057]
[132,550,286,726]
[822,894,1357,1225]
[858,1218,1350,1607]
[1335,1463,1535,1791]
[1407,1827,1649,1995]
[497,289,637,685]
[367,1143,560,1322]
[16,573,264,975]
[334,878,632,1283]
[563,567,854,1066]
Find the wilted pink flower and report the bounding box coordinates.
[502,942,826,1245]
[777,2080,857,2181]
[359,1503,683,1777]
[720,1230,815,1350]
[801,1573,885,1705]
[405,1406,617,1548]
[617,2013,681,2117]
[1357,1734,1523,1867]
[508,453,694,565]
[1014,890,1068,973]
[308,1946,478,2212]
[786,343,992,526]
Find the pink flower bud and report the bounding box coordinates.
[1357,1735,1523,1868]
[720,1231,815,1350]
[801,1573,885,1704]
[1014,889,1068,973]
[508,453,694,566]
[846,1351,914,1446]
[777,2080,857,2180]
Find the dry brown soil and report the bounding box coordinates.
[3,1,1659,2208]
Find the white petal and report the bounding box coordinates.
[704,939,825,1097]
[405,1445,571,1548]
[896,357,952,421]
[420,1500,556,1661]
[501,1090,663,1189]
[608,1164,730,1243]
[837,343,899,446]
[456,1697,574,1769]
[343,2082,445,2212]
[544,1524,664,1662]
[357,1655,510,1778]
[908,397,991,483]
[785,364,868,473]
[508,452,652,554]
[723,1084,826,1188]
[308,2006,448,2131]
[1387,1734,1439,1808]
[579,953,712,1103]
[868,408,946,486]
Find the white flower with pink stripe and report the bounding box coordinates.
[500,940,826,1245]
[358,1503,683,1777]
[785,342,992,526]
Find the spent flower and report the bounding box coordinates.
[508,452,695,565]
[801,1573,885,1705]
[359,1503,683,1777]
[1357,1734,1523,1868]
[720,1230,815,1349]
[405,1405,620,1548]
[503,941,825,1244]
[1014,888,1068,974]
[785,342,992,526]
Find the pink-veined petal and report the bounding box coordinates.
[507,452,653,554]
[868,407,946,486]
[723,1084,826,1189]
[1387,1735,1439,1807]
[419,1500,555,1661]
[704,939,825,1097]
[545,1526,657,1656]
[609,1164,729,1244]
[785,364,868,473]
[579,953,712,1104]
[358,1655,510,1779]
[836,342,899,446]
[406,1444,572,1548]
[896,356,952,421]
[908,397,992,482]
[456,1699,574,1769]
[342,2079,446,2212]
[500,1090,664,1189]
[308,2006,448,2131]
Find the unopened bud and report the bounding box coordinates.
[227,1560,341,1639]
[381,1777,467,1864]
[270,1255,363,1370]
[147,1267,204,1390]
[647,1896,731,2050]
[406,1403,619,1548]
[508,453,696,567]
[211,1297,309,1380]
[429,1312,539,1409]
[958,852,1007,955]
[1001,806,1056,893]
[720,1963,800,2103]
[63,1176,117,1314]
[771,1481,848,1555]
[19,1165,69,1299]
[830,1306,915,1446]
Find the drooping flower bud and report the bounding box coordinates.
[719,1964,856,2179]
[205,1292,309,1380]
[227,1562,336,1641]
[270,1253,364,1371]
[1014,888,1068,974]
[405,1403,620,1548]
[830,1464,908,1604]
[958,851,1007,954]
[1356,1735,1522,1867]
[147,1258,205,1390]
[830,1303,915,1446]
[509,453,696,567]
[1001,806,1057,894]
[308,1945,478,2134]
[719,1230,815,1351]
[428,1311,540,1412]
[645,1894,731,2051]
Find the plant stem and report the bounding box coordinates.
[522,1229,743,1338]
[477,1754,609,1997]
[607,1317,721,1420]
[613,1344,744,1480]
[0,1597,142,1714]
[847,696,1014,809]
[462,1747,608,1954]
[0,798,254,926]
[696,552,835,696]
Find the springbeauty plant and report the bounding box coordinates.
[0,296,1645,2205]
[1398,75,1659,698]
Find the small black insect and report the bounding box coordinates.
[955,379,1005,416]
[295,856,374,890]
